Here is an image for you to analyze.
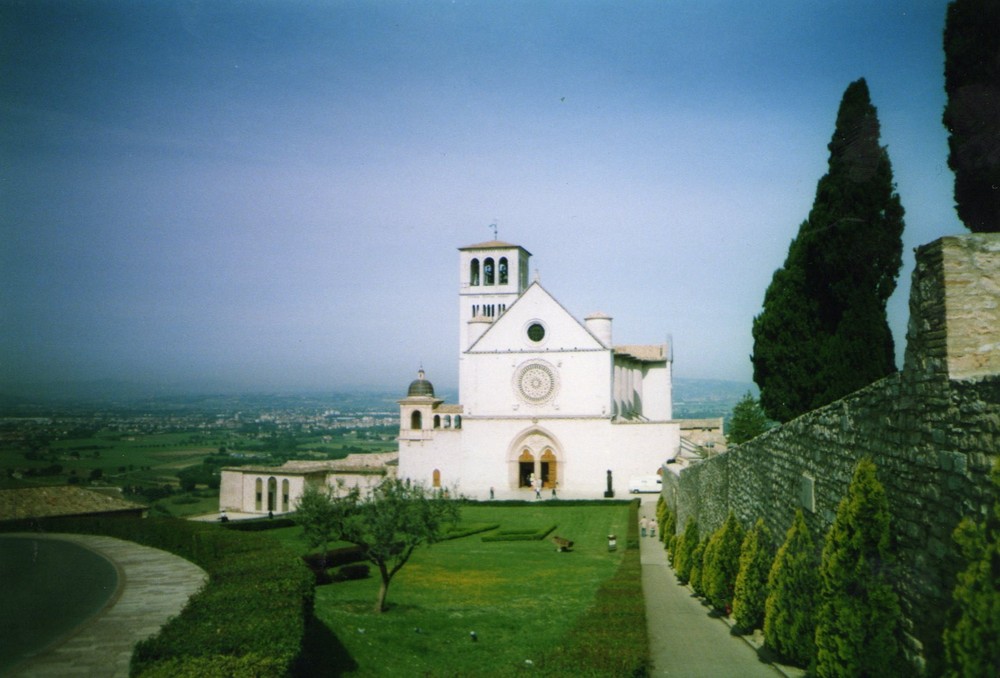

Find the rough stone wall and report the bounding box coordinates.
[662,234,1000,673]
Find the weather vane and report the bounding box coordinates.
[489,222,498,240]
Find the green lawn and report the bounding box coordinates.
[304,503,630,676]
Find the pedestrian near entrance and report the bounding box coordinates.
[640,516,648,538]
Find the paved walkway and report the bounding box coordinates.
[638,500,788,677]
[3,533,207,678]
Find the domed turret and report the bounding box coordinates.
[407,369,435,397]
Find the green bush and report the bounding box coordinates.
[689,537,709,597]
[330,563,370,582]
[674,518,700,584]
[703,512,745,613]
[764,509,819,667]
[944,462,1000,678]
[815,458,906,677]
[732,518,774,632]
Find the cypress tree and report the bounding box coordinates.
[728,392,769,444]
[943,463,1000,677]
[690,537,709,597]
[733,518,775,632]
[675,519,700,584]
[815,458,906,677]
[943,0,1000,232]
[752,78,904,422]
[703,513,746,613]
[764,510,820,667]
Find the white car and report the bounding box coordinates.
[628,475,662,493]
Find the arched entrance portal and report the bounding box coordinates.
[509,428,562,491]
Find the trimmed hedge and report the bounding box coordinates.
[3,516,313,677]
[481,524,557,542]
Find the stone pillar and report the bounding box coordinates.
[903,234,1000,382]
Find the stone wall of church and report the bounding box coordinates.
[661,234,1000,673]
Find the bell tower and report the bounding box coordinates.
[458,240,531,353]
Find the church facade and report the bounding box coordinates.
[397,240,681,498]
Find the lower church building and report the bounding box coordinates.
[397,240,681,498]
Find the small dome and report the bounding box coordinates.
[407,369,435,397]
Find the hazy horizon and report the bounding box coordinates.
[2,2,964,395]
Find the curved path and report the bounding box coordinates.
[3,533,207,678]
[639,499,791,677]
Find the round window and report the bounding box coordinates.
[527,323,545,342]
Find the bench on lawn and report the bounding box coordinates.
[552,536,574,552]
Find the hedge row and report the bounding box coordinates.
[537,499,648,676]
[481,524,556,542]
[3,516,313,677]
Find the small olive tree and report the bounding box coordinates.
[296,477,460,613]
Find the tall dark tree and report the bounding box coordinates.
[943,0,1000,232]
[752,79,904,422]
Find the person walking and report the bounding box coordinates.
[649,517,657,538]
[640,516,648,538]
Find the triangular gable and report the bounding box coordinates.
[468,282,607,352]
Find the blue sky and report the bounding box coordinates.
[1,1,964,394]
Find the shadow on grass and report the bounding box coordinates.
[294,612,358,677]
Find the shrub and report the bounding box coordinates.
[944,463,1000,678]
[331,563,370,582]
[732,518,774,632]
[689,537,709,597]
[703,512,745,613]
[764,509,819,667]
[674,519,700,584]
[815,458,906,677]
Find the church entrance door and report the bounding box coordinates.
[541,449,556,488]
[518,450,534,488]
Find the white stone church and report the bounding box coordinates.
[397,240,681,498]
[220,239,684,513]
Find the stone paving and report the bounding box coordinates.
[638,498,794,677]
[4,533,207,678]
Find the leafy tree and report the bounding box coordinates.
[703,513,746,613]
[295,484,342,570]
[815,459,905,676]
[674,518,700,584]
[944,462,1000,677]
[752,78,904,422]
[765,510,820,667]
[728,392,768,444]
[733,518,775,632]
[295,478,459,613]
[943,0,1000,232]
